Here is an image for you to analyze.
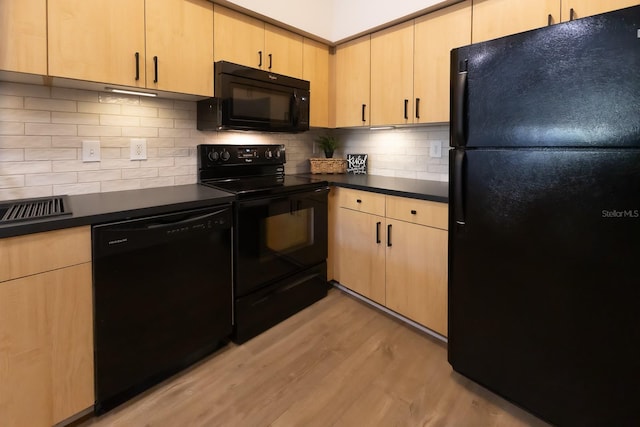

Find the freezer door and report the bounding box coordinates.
[450,5,640,148]
[448,148,640,427]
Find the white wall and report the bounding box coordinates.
[224,0,448,42]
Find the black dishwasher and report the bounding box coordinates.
[92,204,232,414]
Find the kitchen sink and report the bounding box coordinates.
[0,195,71,224]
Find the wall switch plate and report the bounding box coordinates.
[130,138,147,160]
[429,141,442,158]
[82,140,101,162]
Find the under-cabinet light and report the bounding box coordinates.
[370,126,395,131]
[104,87,158,97]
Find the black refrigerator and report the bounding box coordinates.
[448,5,640,427]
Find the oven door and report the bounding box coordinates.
[235,187,328,296]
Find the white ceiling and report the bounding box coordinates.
[222,0,452,43]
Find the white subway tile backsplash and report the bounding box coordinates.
[26,123,76,136]
[1,82,447,201]
[78,170,122,182]
[1,161,51,174]
[0,108,51,123]
[0,95,23,109]
[25,148,77,161]
[53,182,100,195]
[25,97,76,112]
[0,175,25,188]
[25,172,77,186]
[0,122,25,135]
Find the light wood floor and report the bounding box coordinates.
[78,288,550,427]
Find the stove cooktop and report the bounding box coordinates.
[201,174,325,198]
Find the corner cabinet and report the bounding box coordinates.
[0,227,94,427]
[335,35,371,128]
[303,38,330,128]
[0,0,47,75]
[333,187,448,336]
[48,0,213,96]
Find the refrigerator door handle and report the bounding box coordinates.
[454,150,466,226]
[451,59,468,147]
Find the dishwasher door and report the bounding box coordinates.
[92,204,232,414]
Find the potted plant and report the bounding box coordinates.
[316,134,339,158]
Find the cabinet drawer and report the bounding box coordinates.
[0,226,91,282]
[336,187,386,216]
[386,196,448,230]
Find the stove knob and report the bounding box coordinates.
[265,149,273,159]
[208,150,219,161]
[274,148,282,159]
[220,149,230,161]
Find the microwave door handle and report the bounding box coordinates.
[291,92,299,126]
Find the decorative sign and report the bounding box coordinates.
[347,154,368,175]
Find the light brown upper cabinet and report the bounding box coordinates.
[370,21,414,126]
[471,0,561,43]
[213,5,303,79]
[0,0,47,75]
[48,0,146,88]
[335,35,371,128]
[145,0,214,96]
[48,0,213,96]
[414,0,471,123]
[303,38,330,128]
[561,0,640,21]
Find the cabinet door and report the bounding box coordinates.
[213,5,265,69]
[0,0,47,74]
[146,0,213,96]
[386,220,448,336]
[48,0,145,87]
[303,38,330,128]
[335,208,386,305]
[265,24,303,78]
[472,0,561,43]
[561,0,639,21]
[0,263,94,426]
[414,1,471,123]
[335,35,371,127]
[370,20,414,126]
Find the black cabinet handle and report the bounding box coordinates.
[135,52,140,81]
[415,98,420,119]
[411,210,417,215]
[404,99,409,119]
[376,221,381,244]
[361,104,366,122]
[547,14,552,26]
[356,199,362,204]
[268,53,273,69]
[387,224,392,247]
[153,56,158,83]
[258,51,263,67]
[569,8,575,21]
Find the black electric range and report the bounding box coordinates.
[197,144,329,343]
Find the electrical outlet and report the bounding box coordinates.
[82,140,101,162]
[429,141,442,158]
[130,138,147,160]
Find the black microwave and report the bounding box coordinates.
[197,61,310,133]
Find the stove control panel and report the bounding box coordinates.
[198,144,286,168]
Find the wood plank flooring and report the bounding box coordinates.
[78,288,550,427]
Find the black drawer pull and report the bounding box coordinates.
[356,199,362,204]
[258,51,263,67]
[569,8,575,21]
[153,56,158,83]
[135,52,140,80]
[547,14,552,26]
[362,104,366,122]
[404,99,409,119]
[411,210,417,215]
[376,221,381,244]
[387,224,392,247]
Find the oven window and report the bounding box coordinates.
[232,85,290,121]
[265,208,313,253]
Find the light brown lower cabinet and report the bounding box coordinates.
[332,187,448,336]
[0,227,94,427]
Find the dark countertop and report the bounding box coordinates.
[0,185,235,239]
[299,174,449,203]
